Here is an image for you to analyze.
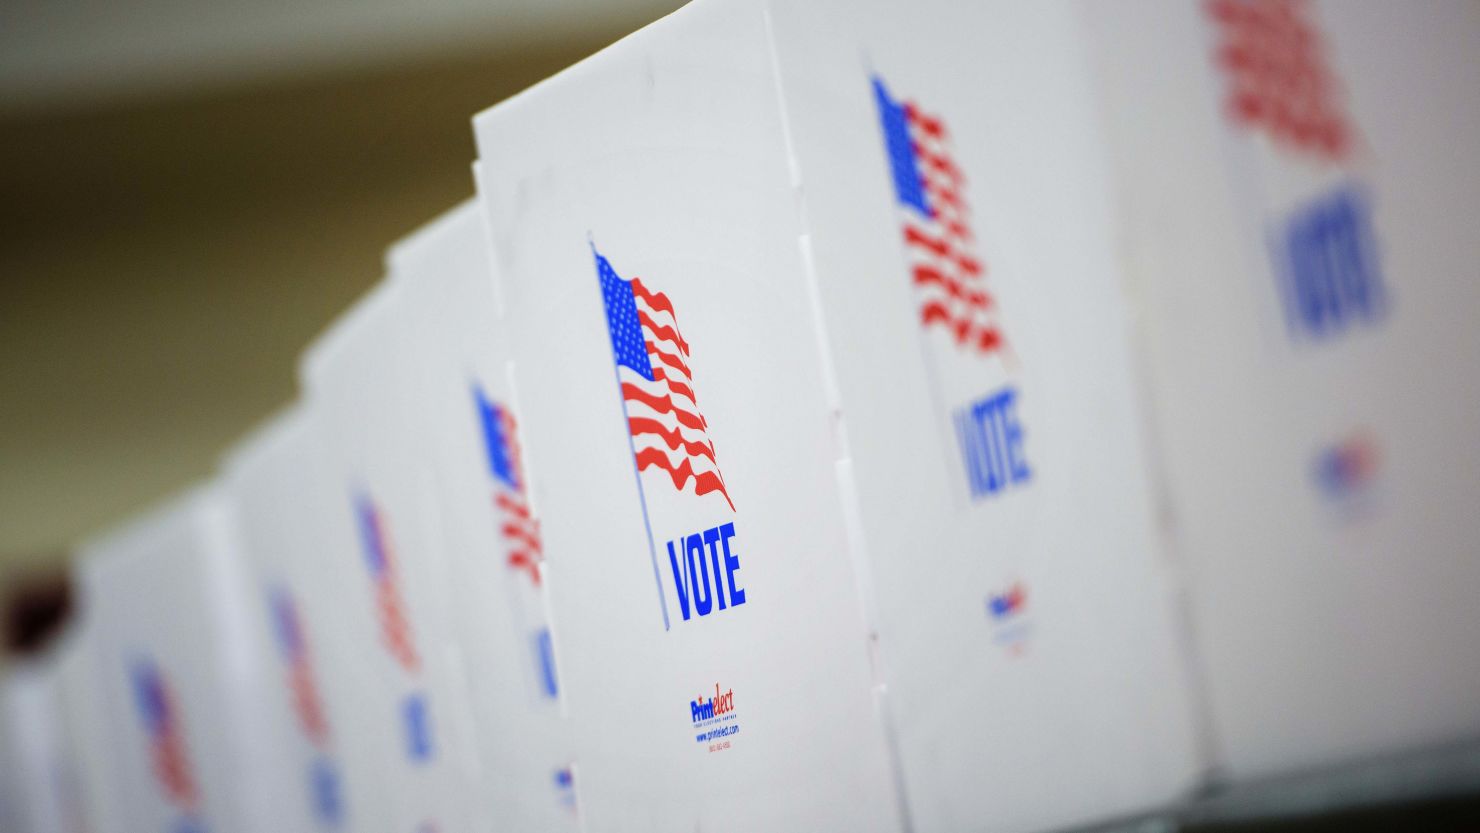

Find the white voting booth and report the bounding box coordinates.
[4,615,147,833]
[472,1,905,830]
[54,623,130,833]
[300,282,488,833]
[222,407,403,833]
[1,659,90,833]
[1083,0,1480,783]
[764,1,1207,830]
[387,201,579,833]
[72,487,299,833]
[472,0,1202,831]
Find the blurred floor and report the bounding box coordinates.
[0,32,658,577]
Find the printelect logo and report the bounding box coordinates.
[690,684,735,724]
[986,581,1032,654]
[689,683,740,753]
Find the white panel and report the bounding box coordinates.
[1085,0,1480,781]
[762,1,1205,830]
[74,487,297,833]
[387,200,580,832]
[1,661,90,833]
[300,284,488,833]
[222,407,403,833]
[472,1,903,829]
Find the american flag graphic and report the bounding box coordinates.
[355,497,420,674]
[269,587,330,748]
[129,659,198,811]
[476,388,544,587]
[1206,0,1353,163]
[595,248,734,512]
[873,76,1005,358]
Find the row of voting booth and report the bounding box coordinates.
[4,1,1480,831]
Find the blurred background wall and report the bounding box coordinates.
[0,0,683,584]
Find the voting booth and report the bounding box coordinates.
[763,1,1207,829]
[473,1,1204,830]
[73,487,297,833]
[0,660,90,833]
[300,283,489,833]
[387,201,580,833]
[54,622,131,833]
[472,1,905,829]
[222,407,405,832]
[1084,0,1480,782]
[4,617,139,833]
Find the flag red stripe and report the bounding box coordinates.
[921,177,967,214]
[627,416,718,465]
[633,447,734,511]
[375,578,419,672]
[621,382,707,432]
[920,300,1004,353]
[494,492,530,519]
[289,662,329,746]
[647,342,693,381]
[508,551,542,585]
[651,367,697,406]
[501,521,542,554]
[940,215,973,243]
[912,141,963,183]
[905,225,983,278]
[905,104,945,139]
[153,741,197,809]
[630,278,680,327]
[914,264,992,311]
[638,310,690,356]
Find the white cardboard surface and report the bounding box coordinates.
[1084,0,1480,781]
[1,660,90,833]
[222,407,401,832]
[300,284,488,833]
[74,487,294,833]
[388,200,580,833]
[763,2,1204,830]
[473,1,903,829]
[55,621,130,833]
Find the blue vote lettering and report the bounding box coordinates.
[1278,184,1386,341]
[666,522,744,621]
[955,385,1031,500]
[688,534,712,616]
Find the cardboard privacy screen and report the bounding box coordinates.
[222,407,400,833]
[1,660,89,833]
[387,200,579,833]
[74,487,297,833]
[474,1,1203,831]
[300,283,488,833]
[1084,0,1480,781]
[473,1,905,829]
[763,1,1204,830]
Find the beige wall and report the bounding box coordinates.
[0,34,640,581]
